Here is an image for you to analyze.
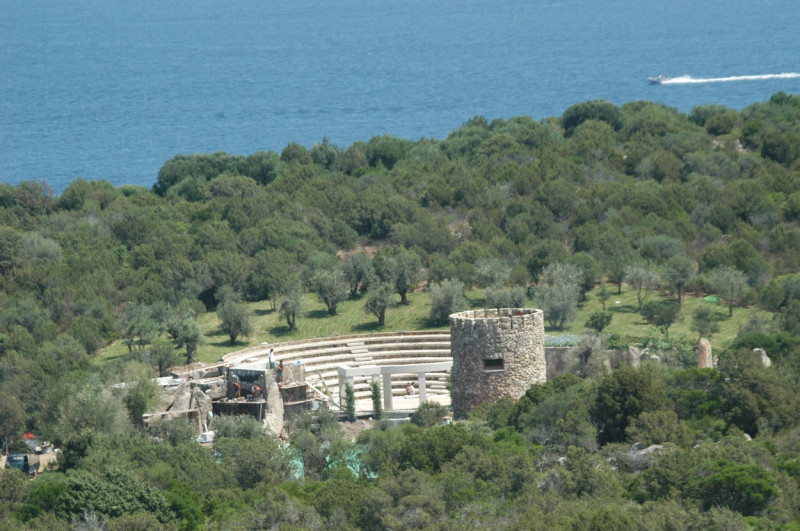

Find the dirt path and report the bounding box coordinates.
[340,418,376,441]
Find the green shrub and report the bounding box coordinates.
[371,381,383,420]
[410,401,449,428]
[345,383,356,422]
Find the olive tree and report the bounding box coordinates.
[176,317,203,364]
[117,302,157,352]
[429,279,469,325]
[691,306,721,338]
[342,252,375,298]
[624,263,661,312]
[485,285,527,310]
[312,268,349,315]
[596,281,611,310]
[585,311,613,333]
[475,258,511,288]
[534,262,582,329]
[364,282,394,327]
[246,248,295,309]
[279,288,303,332]
[709,266,749,317]
[147,340,181,376]
[375,248,422,305]
[217,292,252,344]
[56,383,133,441]
[641,299,681,338]
[664,254,696,304]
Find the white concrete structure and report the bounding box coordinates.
[337,361,453,412]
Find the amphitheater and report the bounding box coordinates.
[164,323,639,432]
[220,330,454,413]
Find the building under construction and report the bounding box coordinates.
[146,359,324,438]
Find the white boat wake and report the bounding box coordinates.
[658,72,800,85]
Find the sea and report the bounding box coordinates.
[2,0,799,193]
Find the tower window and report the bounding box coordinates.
[483,358,504,370]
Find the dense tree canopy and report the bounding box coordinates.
[3,93,800,528]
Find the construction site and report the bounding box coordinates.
[143,319,658,438]
[143,331,454,439]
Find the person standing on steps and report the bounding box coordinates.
[268,348,275,369]
[277,360,285,386]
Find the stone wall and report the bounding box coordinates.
[450,308,546,419]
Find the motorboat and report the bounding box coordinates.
[647,75,667,84]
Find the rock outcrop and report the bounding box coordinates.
[753,348,771,367]
[698,338,713,368]
[262,381,284,436]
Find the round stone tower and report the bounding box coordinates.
[449,308,546,419]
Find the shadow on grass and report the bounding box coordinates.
[413,316,439,330]
[307,309,333,319]
[710,309,728,321]
[269,325,298,338]
[210,339,238,348]
[352,321,383,333]
[544,326,571,334]
[254,308,276,316]
[611,304,639,314]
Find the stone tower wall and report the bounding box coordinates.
[450,308,546,419]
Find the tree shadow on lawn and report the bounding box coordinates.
[708,309,728,322]
[254,308,275,316]
[352,321,383,333]
[307,309,332,319]
[610,303,639,314]
[268,325,298,338]
[413,316,442,330]
[210,338,240,348]
[543,325,572,334]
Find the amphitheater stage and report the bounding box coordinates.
[352,391,451,418]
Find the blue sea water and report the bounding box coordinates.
[1,0,799,192]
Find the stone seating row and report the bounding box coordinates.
[300,353,452,375]
[230,333,451,371]
[276,339,449,361]
[222,331,453,404]
[280,345,450,365]
[226,331,450,361]
[231,339,451,369]
[304,357,452,399]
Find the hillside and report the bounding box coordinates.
[2,94,800,528]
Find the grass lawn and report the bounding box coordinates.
[100,290,454,365]
[563,288,760,347]
[97,286,763,366]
